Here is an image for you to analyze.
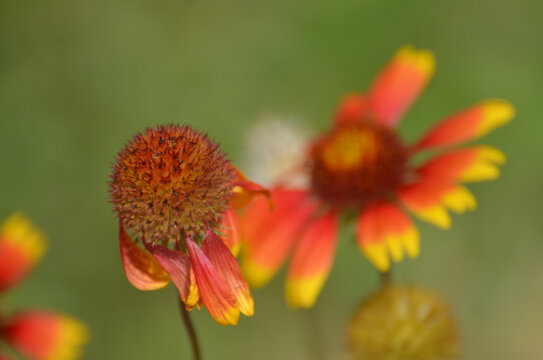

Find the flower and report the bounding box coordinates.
[0,213,89,360]
[109,124,268,325]
[346,285,459,360]
[240,46,514,308]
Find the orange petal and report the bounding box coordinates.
[398,180,477,229]
[415,100,514,151]
[368,45,435,127]
[119,224,169,291]
[146,244,197,308]
[241,188,317,288]
[202,229,254,317]
[3,311,89,360]
[230,166,270,209]
[219,208,242,257]
[285,212,339,308]
[186,239,240,326]
[0,213,47,292]
[334,94,368,126]
[418,146,506,183]
[356,202,420,272]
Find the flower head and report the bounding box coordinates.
[346,285,459,360]
[240,46,514,308]
[109,124,267,325]
[0,213,89,360]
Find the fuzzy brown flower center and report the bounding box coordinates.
[309,122,408,210]
[109,125,235,244]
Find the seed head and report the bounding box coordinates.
[346,285,459,360]
[109,125,235,244]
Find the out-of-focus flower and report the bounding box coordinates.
[109,124,268,325]
[0,213,89,360]
[241,46,514,308]
[346,285,459,360]
[244,116,311,188]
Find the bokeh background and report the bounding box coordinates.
[1,0,542,358]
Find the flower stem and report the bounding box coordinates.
[178,297,201,360]
[380,268,393,287]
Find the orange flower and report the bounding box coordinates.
[241,46,514,308]
[0,213,89,360]
[109,124,267,325]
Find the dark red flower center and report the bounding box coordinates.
[309,122,408,210]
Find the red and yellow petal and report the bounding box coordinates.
[418,146,506,183]
[3,311,89,360]
[219,208,242,257]
[119,224,169,291]
[415,100,515,151]
[398,180,477,229]
[145,244,199,309]
[368,45,435,128]
[285,212,339,308]
[241,188,317,288]
[334,94,368,126]
[230,166,270,209]
[0,213,47,292]
[186,239,240,326]
[202,229,254,316]
[356,202,419,272]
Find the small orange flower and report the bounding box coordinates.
[241,46,514,308]
[0,213,89,360]
[109,124,267,325]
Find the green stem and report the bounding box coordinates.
[179,297,202,360]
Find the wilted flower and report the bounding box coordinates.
[109,124,267,325]
[0,213,89,360]
[346,285,459,360]
[241,46,514,308]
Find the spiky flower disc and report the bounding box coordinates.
[347,285,459,360]
[109,125,235,243]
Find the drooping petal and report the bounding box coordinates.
[241,188,317,288]
[202,229,254,316]
[334,94,368,126]
[398,180,477,229]
[186,239,240,326]
[418,146,506,183]
[145,244,199,309]
[368,45,435,127]
[230,166,270,209]
[285,212,339,308]
[356,202,420,272]
[219,208,242,256]
[118,224,169,291]
[415,100,515,151]
[3,311,89,360]
[0,213,47,292]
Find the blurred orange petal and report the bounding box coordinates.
[334,94,368,126]
[119,224,169,291]
[3,311,89,360]
[241,188,316,288]
[286,211,339,308]
[418,146,506,183]
[368,45,435,127]
[415,100,514,150]
[219,208,242,256]
[356,202,419,272]
[230,166,270,209]
[0,213,47,292]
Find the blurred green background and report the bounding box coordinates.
[1,0,542,358]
